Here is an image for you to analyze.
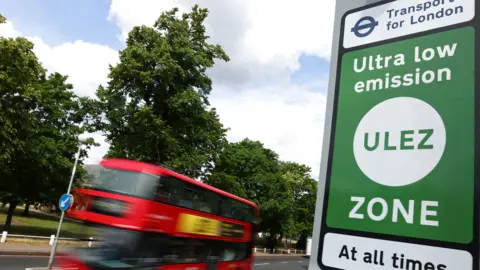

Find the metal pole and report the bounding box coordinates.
[67,144,82,195]
[47,211,65,270]
[47,143,82,270]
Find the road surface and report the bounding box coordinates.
[253,256,308,269]
[0,255,309,270]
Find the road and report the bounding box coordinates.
[254,257,308,269]
[0,255,308,270]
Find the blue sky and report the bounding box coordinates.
[292,53,330,91]
[2,0,329,92]
[1,0,123,49]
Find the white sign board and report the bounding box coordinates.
[344,0,474,48]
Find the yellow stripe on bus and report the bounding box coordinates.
[177,213,221,236]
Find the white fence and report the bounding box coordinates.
[253,245,305,254]
[1,231,99,247]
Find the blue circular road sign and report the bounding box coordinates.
[351,16,378,38]
[59,193,73,211]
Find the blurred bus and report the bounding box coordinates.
[59,158,260,270]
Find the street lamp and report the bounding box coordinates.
[47,133,90,270]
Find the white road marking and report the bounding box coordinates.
[281,262,288,264]
[254,263,270,266]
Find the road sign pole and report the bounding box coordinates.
[67,144,82,195]
[47,211,65,270]
[47,143,82,270]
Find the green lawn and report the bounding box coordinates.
[0,207,94,238]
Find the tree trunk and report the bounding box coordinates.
[3,200,18,231]
[278,233,284,247]
[21,203,30,216]
[268,229,277,253]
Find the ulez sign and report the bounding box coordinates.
[330,27,474,244]
[309,0,478,270]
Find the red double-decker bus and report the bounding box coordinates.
[57,158,259,270]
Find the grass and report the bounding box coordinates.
[0,207,94,238]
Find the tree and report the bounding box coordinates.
[91,5,229,178]
[0,15,95,229]
[279,162,317,244]
[205,139,293,246]
[204,138,281,199]
[205,139,318,249]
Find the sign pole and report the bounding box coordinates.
[66,144,82,195]
[47,211,65,270]
[47,142,82,270]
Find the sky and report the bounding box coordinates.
[0,0,336,179]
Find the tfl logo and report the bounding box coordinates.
[351,16,378,38]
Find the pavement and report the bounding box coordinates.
[0,255,309,270]
[0,245,63,256]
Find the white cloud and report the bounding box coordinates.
[85,131,111,163]
[211,85,327,178]
[2,0,336,178]
[31,39,119,97]
[242,0,335,65]
[0,21,21,38]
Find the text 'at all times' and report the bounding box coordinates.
[353,43,457,93]
[338,245,447,270]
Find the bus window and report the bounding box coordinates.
[154,176,183,205]
[158,177,216,214]
[153,175,254,223]
[153,178,170,203]
[88,168,159,200]
[182,183,200,210]
[200,190,217,214]
[218,198,233,218]
[231,200,254,223]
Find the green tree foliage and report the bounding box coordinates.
[205,139,280,199]
[280,162,317,238]
[91,5,229,178]
[205,139,291,238]
[205,139,318,247]
[0,14,94,229]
